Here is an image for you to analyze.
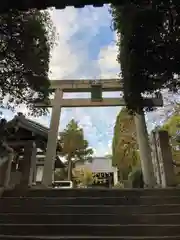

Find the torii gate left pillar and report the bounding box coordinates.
[42,89,63,187]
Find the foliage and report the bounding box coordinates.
[60,119,93,181]
[128,167,144,188]
[74,167,93,187]
[0,9,56,115]
[110,2,180,112]
[54,168,68,181]
[112,107,140,179]
[161,114,180,164]
[112,181,124,189]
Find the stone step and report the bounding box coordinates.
[1,235,180,239]
[3,188,180,198]
[1,204,180,214]
[3,190,180,239]
[1,224,180,237]
[1,213,180,225]
[1,196,180,205]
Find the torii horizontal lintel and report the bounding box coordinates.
[34,97,163,108]
[48,79,123,92]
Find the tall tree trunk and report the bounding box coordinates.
[67,155,72,181]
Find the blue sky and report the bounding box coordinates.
[1,6,175,156]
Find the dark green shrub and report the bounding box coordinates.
[128,167,144,188]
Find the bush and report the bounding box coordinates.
[113,181,124,189]
[128,167,144,188]
[74,167,93,187]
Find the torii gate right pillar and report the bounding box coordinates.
[134,109,156,187]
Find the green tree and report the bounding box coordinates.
[110,2,180,112]
[112,107,140,179]
[54,168,68,181]
[161,114,180,164]
[60,119,93,181]
[74,167,93,187]
[0,9,56,115]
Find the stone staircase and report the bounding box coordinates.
[1,188,180,239]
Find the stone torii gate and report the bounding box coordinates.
[35,79,163,187]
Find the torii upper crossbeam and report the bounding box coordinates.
[35,79,163,108]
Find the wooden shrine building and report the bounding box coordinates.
[0,113,65,188]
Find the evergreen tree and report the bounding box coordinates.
[60,119,93,181]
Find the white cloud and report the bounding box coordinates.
[98,33,120,78]
[2,6,172,157]
[49,6,113,80]
[0,6,118,156]
[46,6,120,156]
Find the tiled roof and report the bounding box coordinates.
[7,114,49,139]
[18,117,49,139]
[6,115,64,166]
[6,114,62,152]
